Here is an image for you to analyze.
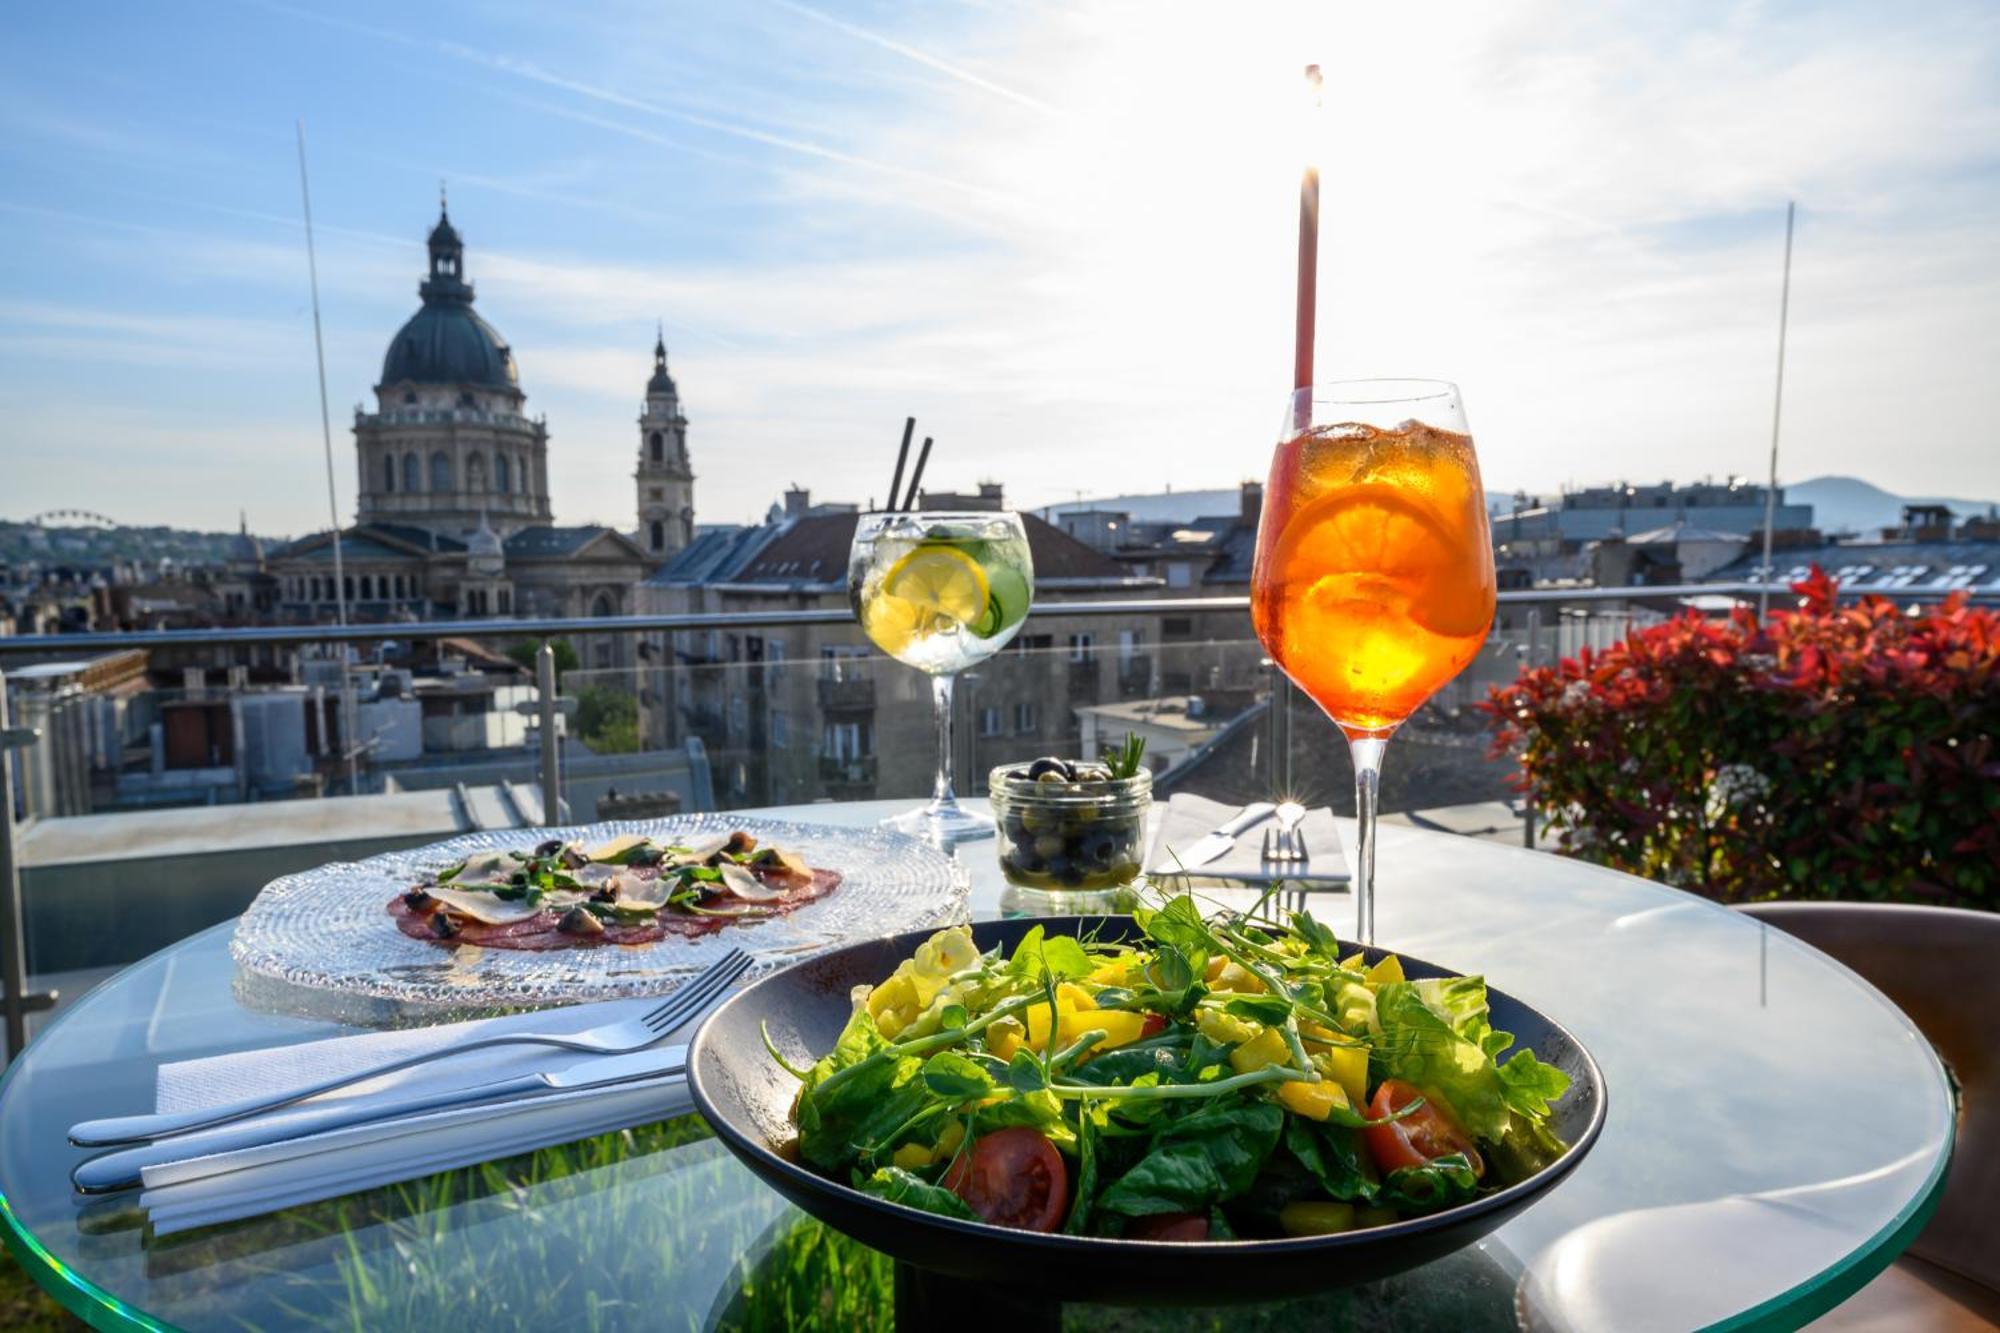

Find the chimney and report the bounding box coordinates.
[783,486,810,518]
[978,481,1004,504]
[1240,481,1264,524]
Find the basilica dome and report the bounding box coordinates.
[379,205,519,392]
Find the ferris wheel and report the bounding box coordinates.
[26,510,118,529]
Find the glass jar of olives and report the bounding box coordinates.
[989,756,1152,893]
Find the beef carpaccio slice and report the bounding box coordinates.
[387,868,842,950]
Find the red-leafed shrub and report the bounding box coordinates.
[1480,567,2000,904]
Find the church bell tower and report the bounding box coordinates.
[636,328,694,559]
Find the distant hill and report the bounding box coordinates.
[1786,476,1998,536]
[0,520,288,571]
[1034,489,1243,525]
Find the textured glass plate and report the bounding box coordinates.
[230,815,969,1015]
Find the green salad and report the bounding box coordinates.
[771,897,1573,1241]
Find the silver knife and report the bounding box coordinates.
[72,1044,686,1194]
[1176,802,1278,868]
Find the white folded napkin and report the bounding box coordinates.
[1146,794,1349,885]
[130,996,706,1234]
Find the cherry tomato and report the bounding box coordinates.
[941,1127,1069,1232]
[1139,1012,1168,1039]
[1362,1079,1485,1178]
[1126,1211,1209,1242]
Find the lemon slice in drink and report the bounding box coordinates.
[864,543,991,657]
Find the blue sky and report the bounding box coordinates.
[2,0,1997,536]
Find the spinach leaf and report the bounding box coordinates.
[796,1009,938,1172]
[860,1167,977,1221]
[922,1050,996,1100]
[1096,1138,1226,1217]
[1378,1152,1480,1214]
[1007,926,1094,981]
[1222,994,1295,1026]
[1098,1100,1283,1216]
[1289,909,1342,959]
[1064,1109,1100,1235]
[1282,1116,1378,1203]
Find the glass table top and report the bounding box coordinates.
[0,800,1954,1331]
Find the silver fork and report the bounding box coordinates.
[69,946,752,1147]
[1262,802,1308,865]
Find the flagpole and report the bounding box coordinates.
[1756,201,1795,620]
[296,120,359,795]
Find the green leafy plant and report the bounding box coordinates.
[1482,568,1999,904]
[1103,732,1147,780]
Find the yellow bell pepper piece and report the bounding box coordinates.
[1363,954,1404,987]
[1087,956,1137,987]
[1338,952,1366,973]
[1196,1007,1260,1047]
[1228,1026,1291,1075]
[1024,999,1145,1055]
[1316,1044,1370,1107]
[891,1142,934,1171]
[935,1120,966,1158]
[1210,962,1266,995]
[1280,1201,1356,1236]
[866,972,921,1039]
[987,1016,1024,1062]
[1277,1077,1352,1121]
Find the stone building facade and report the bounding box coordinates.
[269,203,652,648]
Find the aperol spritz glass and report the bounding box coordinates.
[850,510,1034,844]
[1251,381,1496,945]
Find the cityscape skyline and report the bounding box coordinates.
[2,0,1997,536]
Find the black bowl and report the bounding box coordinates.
[688,916,1606,1306]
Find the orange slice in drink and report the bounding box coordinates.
[1271,483,1490,639]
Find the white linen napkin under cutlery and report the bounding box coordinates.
[1145,793,1350,886]
[70,996,705,1236]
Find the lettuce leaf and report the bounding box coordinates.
[1373,979,1570,1142]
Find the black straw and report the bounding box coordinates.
[887,417,914,512]
[903,436,934,511]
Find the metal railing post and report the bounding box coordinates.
[1,672,59,1063]
[536,643,560,826]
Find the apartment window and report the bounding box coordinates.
[1068,633,1095,662]
[730,697,747,733]
[767,640,786,676]
[1014,634,1053,654]
[823,720,872,762]
[770,710,789,747]
[1119,629,1144,663]
[1162,617,1192,637]
[1166,562,1194,589]
[821,645,868,680]
[979,707,1004,737]
[1014,702,1037,734]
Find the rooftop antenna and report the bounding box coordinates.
[1756,201,1796,620]
[296,119,359,795]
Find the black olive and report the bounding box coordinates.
[509,870,529,887]
[1026,757,1073,781]
[428,911,459,939]
[534,838,566,857]
[1059,863,1086,887]
[403,889,437,912]
[723,831,758,856]
[1045,854,1074,879]
[628,844,666,867]
[558,906,606,936]
[591,885,618,903]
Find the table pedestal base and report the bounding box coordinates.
[894,1261,1060,1332]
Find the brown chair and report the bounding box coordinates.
[1738,902,2000,1331]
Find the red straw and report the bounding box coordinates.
[1294,64,1322,393]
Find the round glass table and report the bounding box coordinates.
[0,800,1954,1331]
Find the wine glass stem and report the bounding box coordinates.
[931,672,958,809]
[1348,734,1387,947]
